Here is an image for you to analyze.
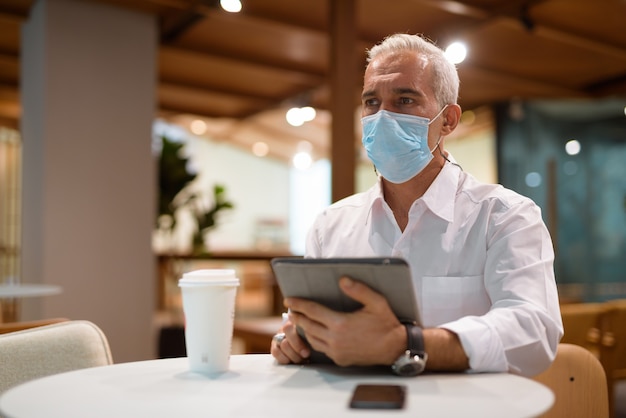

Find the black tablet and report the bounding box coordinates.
[270,257,420,363]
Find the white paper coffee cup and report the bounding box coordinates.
[179,269,239,374]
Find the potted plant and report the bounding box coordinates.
[156,136,234,255]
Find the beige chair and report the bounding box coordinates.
[597,299,626,418]
[0,320,113,394]
[533,343,609,418]
[559,302,605,356]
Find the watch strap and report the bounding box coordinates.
[391,324,427,376]
[405,324,425,355]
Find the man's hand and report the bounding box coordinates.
[280,276,406,366]
[270,315,311,364]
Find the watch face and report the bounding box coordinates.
[393,354,426,376]
[412,358,426,374]
[398,362,421,376]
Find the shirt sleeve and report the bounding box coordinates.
[304,212,323,258]
[439,197,563,376]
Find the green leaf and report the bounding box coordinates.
[157,136,197,228]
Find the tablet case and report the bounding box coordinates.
[270,257,420,364]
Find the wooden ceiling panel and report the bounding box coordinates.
[463,19,626,89]
[172,11,329,74]
[0,0,31,18]
[245,108,331,152]
[532,0,626,49]
[0,55,19,85]
[1,0,625,162]
[358,0,482,45]
[457,65,585,108]
[171,108,331,163]
[231,0,328,31]
[158,82,274,118]
[159,47,323,100]
[0,85,19,120]
[0,18,21,55]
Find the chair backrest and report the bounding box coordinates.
[597,298,626,418]
[0,317,70,334]
[559,302,604,355]
[598,299,626,376]
[533,343,609,418]
[0,320,113,394]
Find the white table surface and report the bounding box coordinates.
[0,283,62,298]
[0,283,63,322]
[0,354,553,418]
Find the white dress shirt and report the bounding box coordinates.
[305,159,563,376]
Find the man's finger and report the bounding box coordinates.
[284,297,333,324]
[337,276,387,308]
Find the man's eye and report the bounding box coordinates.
[399,97,413,105]
[364,99,379,107]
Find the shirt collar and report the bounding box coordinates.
[365,177,386,226]
[366,157,460,224]
[420,160,459,223]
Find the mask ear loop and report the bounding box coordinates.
[432,105,464,171]
[439,145,463,171]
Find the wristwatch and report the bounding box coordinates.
[392,324,428,376]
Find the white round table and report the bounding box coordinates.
[0,284,62,298]
[0,354,554,418]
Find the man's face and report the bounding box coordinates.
[361,52,445,150]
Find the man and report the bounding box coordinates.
[271,33,563,376]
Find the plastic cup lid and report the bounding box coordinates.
[178,269,239,287]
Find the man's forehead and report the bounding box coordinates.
[363,52,431,88]
[366,51,429,74]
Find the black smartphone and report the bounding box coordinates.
[349,384,407,409]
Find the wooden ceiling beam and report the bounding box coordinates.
[159,45,325,82]
[417,0,490,20]
[533,24,626,60]
[461,64,585,97]
[0,83,20,126]
[160,8,205,43]
[585,73,626,96]
[0,5,30,22]
[329,0,357,202]
[158,77,283,102]
[426,0,626,59]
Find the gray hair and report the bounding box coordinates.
[366,33,459,108]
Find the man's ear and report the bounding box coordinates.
[441,104,462,135]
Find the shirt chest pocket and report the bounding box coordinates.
[420,275,490,327]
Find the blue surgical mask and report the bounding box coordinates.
[361,107,446,184]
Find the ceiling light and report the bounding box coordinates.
[444,42,467,64]
[286,106,317,127]
[220,0,242,13]
[525,172,542,188]
[300,106,316,122]
[190,119,207,135]
[565,139,581,156]
[286,107,304,126]
[297,140,313,153]
[293,151,312,170]
[252,141,269,157]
